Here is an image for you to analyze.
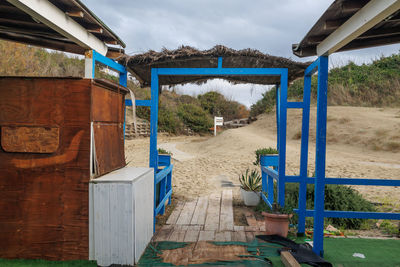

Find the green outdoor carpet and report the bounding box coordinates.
[139,238,400,267]
[323,238,400,267]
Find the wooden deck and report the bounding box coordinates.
[154,190,266,243]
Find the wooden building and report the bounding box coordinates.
[0,77,127,260]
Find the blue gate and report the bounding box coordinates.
[260,56,400,256]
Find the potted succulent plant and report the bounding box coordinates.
[262,202,293,237]
[239,169,261,206]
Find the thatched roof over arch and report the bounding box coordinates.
[121,45,309,87]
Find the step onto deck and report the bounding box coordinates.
[154,190,266,243]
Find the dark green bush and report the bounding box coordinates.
[177,103,213,132]
[256,183,376,229]
[158,105,181,134]
[158,148,171,155]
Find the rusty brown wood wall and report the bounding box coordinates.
[0,77,126,260]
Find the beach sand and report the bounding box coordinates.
[126,106,400,209]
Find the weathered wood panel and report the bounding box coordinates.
[1,126,59,153]
[0,77,91,261]
[0,77,126,261]
[91,84,124,123]
[93,122,125,176]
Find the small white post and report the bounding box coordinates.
[85,50,94,78]
[214,116,223,136]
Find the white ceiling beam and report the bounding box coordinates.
[317,0,400,56]
[7,0,108,56]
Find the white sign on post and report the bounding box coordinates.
[214,116,224,136]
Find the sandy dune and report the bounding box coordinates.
[126,106,400,209]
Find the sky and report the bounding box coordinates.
[82,0,400,107]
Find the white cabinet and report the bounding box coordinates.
[89,167,154,266]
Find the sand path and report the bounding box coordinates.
[159,142,195,162]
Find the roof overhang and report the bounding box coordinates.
[0,0,125,57]
[122,45,309,87]
[293,0,400,57]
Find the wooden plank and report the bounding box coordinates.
[214,231,232,242]
[184,230,199,242]
[204,193,221,231]
[281,251,301,267]
[245,232,255,242]
[1,126,59,153]
[190,196,208,225]
[233,226,244,231]
[175,225,202,231]
[154,229,172,242]
[244,226,258,232]
[166,201,185,225]
[93,123,125,176]
[244,211,258,228]
[232,231,246,242]
[198,230,215,241]
[168,230,186,242]
[219,190,234,231]
[258,221,266,232]
[176,200,197,225]
[91,84,124,123]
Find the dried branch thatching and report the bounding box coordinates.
[121,45,309,87]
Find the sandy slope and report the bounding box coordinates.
[125,106,400,208]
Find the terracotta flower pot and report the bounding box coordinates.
[262,212,292,237]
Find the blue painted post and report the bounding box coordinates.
[218,57,223,68]
[278,70,288,207]
[267,173,274,204]
[159,177,166,215]
[298,73,312,234]
[275,84,280,151]
[313,56,329,257]
[150,69,159,230]
[119,71,127,87]
[261,168,267,201]
[167,171,171,204]
[149,69,159,169]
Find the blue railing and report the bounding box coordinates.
[260,155,279,209]
[154,154,173,227]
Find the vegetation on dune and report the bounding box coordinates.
[0,40,84,77]
[251,53,400,116]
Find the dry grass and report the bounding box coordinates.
[375,129,389,137]
[292,130,302,140]
[385,142,400,152]
[338,117,351,124]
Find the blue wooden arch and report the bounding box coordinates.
[143,57,290,230]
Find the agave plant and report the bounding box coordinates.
[239,169,262,192]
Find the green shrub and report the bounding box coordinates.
[256,183,376,229]
[158,105,181,134]
[253,147,279,165]
[158,148,171,155]
[177,103,213,132]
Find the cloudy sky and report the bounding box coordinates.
[82,0,400,107]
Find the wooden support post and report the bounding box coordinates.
[281,251,301,267]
